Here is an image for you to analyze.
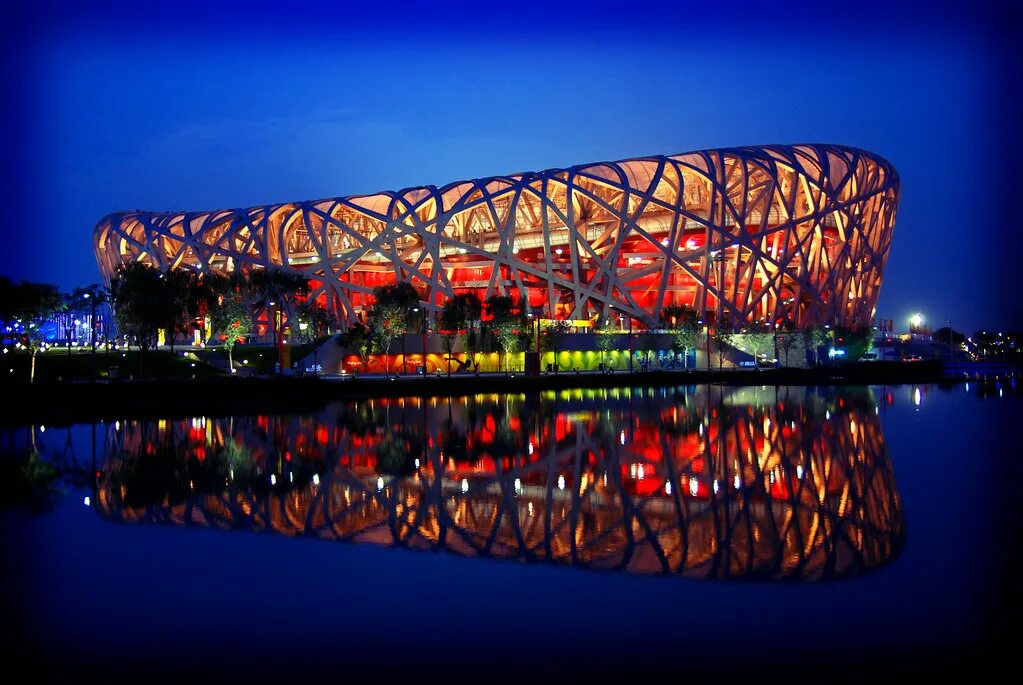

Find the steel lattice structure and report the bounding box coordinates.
[94,144,899,328]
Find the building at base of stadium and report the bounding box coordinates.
[93,144,899,332]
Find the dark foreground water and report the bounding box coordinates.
[2,376,1019,681]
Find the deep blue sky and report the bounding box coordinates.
[2,1,1020,333]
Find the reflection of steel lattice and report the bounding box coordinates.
[94,144,899,328]
[94,387,903,580]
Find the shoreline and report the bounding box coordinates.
[1,359,1002,426]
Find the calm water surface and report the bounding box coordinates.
[3,377,1019,680]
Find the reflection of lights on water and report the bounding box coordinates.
[665,480,672,495]
[850,420,857,434]
[712,480,720,494]
[602,473,607,486]
[527,441,534,456]
[825,410,830,420]
[414,458,420,469]
[620,430,625,446]
[637,465,644,480]
[115,421,120,430]
[83,496,90,507]
[289,472,293,483]
[229,468,234,480]
[377,477,384,491]
[557,475,565,490]
[40,425,45,433]
[914,388,921,406]
[698,424,703,436]
[514,478,522,495]
[527,502,534,516]
[965,383,970,392]
[312,474,319,486]
[270,474,276,485]
[1000,388,1004,398]
[796,465,804,479]
[733,475,741,489]
[689,478,699,496]
[461,478,469,493]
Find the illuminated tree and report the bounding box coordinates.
[2,279,62,383]
[369,281,419,375]
[209,291,250,373]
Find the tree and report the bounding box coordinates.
[295,299,337,343]
[72,283,109,380]
[741,322,774,369]
[671,323,703,370]
[439,296,470,377]
[802,325,832,367]
[109,263,169,375]
[778,324,800,367]
[711,313,735,370]
[485,294,530,372]
[636,331,659,370]
[340,323,376,373]
[183,272,230,354]
[459,292,484,371]
[369,282,419,376]
[593,315,619,370]
[539,319,571,373]
[208,291,251,373]
[3,279,62,383]
[244,267,310,368]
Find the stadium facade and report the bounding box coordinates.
[93,144,899,329]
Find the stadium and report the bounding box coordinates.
[93,143,899,330]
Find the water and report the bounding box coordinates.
[2,376,1019,680]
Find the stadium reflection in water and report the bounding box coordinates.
[94,385,903,580]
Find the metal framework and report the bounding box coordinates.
[94,386,903,580]
[94,144,899,328]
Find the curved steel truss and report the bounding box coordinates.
[94,144,899,328]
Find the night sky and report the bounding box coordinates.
[2,1,1020,334]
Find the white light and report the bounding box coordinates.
[557,475,565,490]
[461,478,469,493]
[555,248,563,255]
[733,475,741,489]
[636,465,644,480]
[965,383,970,392]
[514,478,522,495]
[115,421,120,430]
[270,474,277,485]
[377,477,384,491]
[712,480,720,494]
[914,388,921,406]
[689,478,699,496]
[512,247,520,254]
[83,496,91,506]
[665,480,672,495]
[40,425,45,433]
[796,465,804,479]
[289,472,294,483]
[698,424,703,436]
[825,410,830,420]
[620,430,625,446]
[527,440,534,456]
[312,474,319,486]
[414,458,420,468]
